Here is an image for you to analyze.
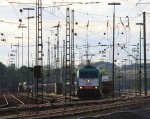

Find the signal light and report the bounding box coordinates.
[34,66,42,78]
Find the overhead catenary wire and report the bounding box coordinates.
[0,0,150,67]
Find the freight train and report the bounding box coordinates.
[101,76,112,95]
[77,65,102,99]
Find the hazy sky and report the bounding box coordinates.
[0,0,150,67]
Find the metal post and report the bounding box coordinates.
[52,23,60,83]
[47,37,50,94]
[123,59,127,92]
[23,7,34,99]
[108,2,121,98]
[143,12,147,96]
[18,40,19,69]
[136,23,143,96]
[121,60,124,94]
[18,25,27,88]
[15,37,22,69]
[128,55,131,93]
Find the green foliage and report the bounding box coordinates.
[100,68,106,76]
[0,62,6,89]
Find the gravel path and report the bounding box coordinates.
[78,103,150,119]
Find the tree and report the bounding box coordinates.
[0,62,6,89]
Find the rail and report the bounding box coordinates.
[8,92,24,105]
[7,95,150,119]
[0,93,8,108]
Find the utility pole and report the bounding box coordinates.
[123,59,127,92]
[132,48,138,94]
[13,46,18,69]
[86,20,89,65]
[136,22,143,96]
[108,2,121,98]
[23,7,34,99]
[121,60,124,94]
[47,37,50,95]
[128,55,132,93]
[14,36,22,69]
[54,44,56,69]
[143,12,147,96]
[18,24,27,87]
[53,22,60,83]
[11,45,17,69]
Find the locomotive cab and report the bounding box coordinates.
[77,65,102,99]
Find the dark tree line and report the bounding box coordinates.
[0,62,62,91]
[1,60,150,92]
[0,62,7,89]
[0,62,33,90]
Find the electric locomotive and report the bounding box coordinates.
[77,65,102,99]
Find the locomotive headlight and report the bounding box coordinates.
[95,87,97,89]
[80,87,83,89]
[88,80,90,82]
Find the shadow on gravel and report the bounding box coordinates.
[78,111,145,119]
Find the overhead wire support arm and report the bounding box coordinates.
[53,2,83,4]
[52,1,102,7]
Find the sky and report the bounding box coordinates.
[0,0,150,68]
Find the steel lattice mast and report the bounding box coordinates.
[65,7,71,98]
[71,10,75,95]
[35,0,43,104]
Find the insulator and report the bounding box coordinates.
[74,33,77,36]
[20,9,23,12]
[75,22,78,25]
[19,19,22,23]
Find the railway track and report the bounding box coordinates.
[0,92,8,108]
[0,91,25,116]
[0,92,24,108]
[5,95,150,119]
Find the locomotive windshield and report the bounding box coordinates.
[79,69,98,78]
